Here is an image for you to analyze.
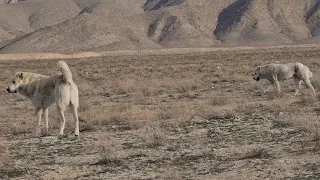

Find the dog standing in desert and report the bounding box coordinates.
[6,61,79,136]
[252,62,315,96]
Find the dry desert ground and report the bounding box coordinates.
[1,47,320,179]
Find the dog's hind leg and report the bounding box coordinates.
[57,106,66,136]
[294,78,302,96]
[70,103,79,136]
[44,108,49,132]
[302,78,316,97]
[36,108,43,135]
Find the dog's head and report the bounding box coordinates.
[6,72,25,93]
[252,66,261,81]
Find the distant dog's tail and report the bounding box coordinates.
[57,61,73,83]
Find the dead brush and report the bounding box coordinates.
[97,105,157,130]
[93,133,126,167]
[0,138,14,177]
[295,93,317,105]
[10,121,34,135]
[113,78,137,95]
[138,123,166,148]
[207,96,230,106]
[160,169,184,179]
[174,78,198,93]
[236,146,273,160]
[280,114,320,135]
[198,107,237,120]
[93,145,125,167]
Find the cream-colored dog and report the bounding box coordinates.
[7,61,79,136]
[252,62,315,96]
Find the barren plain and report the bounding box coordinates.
[0,47,320,179]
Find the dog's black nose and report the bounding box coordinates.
[6,88,10,93]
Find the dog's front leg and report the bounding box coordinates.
[275,80,281,93]
[44,108,49,132]
[262,85,273,95]
[36,108,43,135]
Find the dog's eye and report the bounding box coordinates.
[13,81,16,84]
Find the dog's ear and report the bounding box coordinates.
[257,66,262,72]
[18,72,24,79]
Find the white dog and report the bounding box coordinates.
[252,62,315,96]
[7,61,79,136]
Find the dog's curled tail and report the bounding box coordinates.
[57,61,73,83]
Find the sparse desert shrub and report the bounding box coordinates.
[41,167,85,180]
[10,121,34,135]
[199,107,237,120]
[113,78,137,95]
[160,169,184,180]
[93,145,125,167]
[272,119,292,128]
[91,73,105,81]
[174,78,198,93]
[96,105,157,130]
[207,96,230,106]
[0,139,14,178]
[93,133,127,168]
[236,102,288,116]
[236,146,272,160]
[279,114,320,135]
[246,81,265,93]
[138,124,166,148]
[295,93,317,105]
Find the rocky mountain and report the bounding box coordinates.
[1,0,320,53]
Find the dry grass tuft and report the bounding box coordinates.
[93,133,127,168]
[0,139,14,178]
[275,114,320,135]
[10,122,34,135]
[138,124,166,148]
[295,94,317,106]
[93,146,126,167]
[236,146,272,160]
[160,169,184,179]
[207,96,230,106]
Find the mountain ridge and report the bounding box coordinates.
[1,0,320,53]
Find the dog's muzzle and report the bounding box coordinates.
[253,77,260,81]
[6,87,17,93]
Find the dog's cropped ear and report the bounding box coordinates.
[17,72,24,79]
[256,66,262,72]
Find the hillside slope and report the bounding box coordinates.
[1,0,320,53]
